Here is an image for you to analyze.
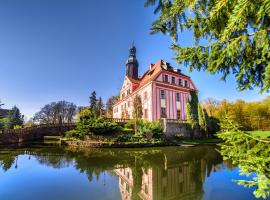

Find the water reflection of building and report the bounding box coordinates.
[114,168,134,200]
[114,162,204,200]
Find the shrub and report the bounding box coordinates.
[114,134,133,142]
[77,116,121,136]
[124,119,137,129]
[13,125,22,129]
[0,117,9,129]
[137,120,164,140]
[65,129,82,139]
[77,108,93,120]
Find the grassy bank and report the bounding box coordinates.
[180,138,222,145]
[246,131,270,138]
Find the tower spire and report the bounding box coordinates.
[126,42,139,79]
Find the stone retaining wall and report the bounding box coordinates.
[0,124,76,145]
[160,119,193,139]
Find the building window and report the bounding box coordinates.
[144,109,148,119]
[171,76,175,84]
[128,101,130,107]
[127,89,130,95]
[144,91,147,100]
[184,80,188,87]
[145,185,149,194]
[177,110,181,119]
[160,90,165,99]
[178,78,182,86]
[126,184,130,193]
[161,107,167,118]
[176,93,180,101]
[164,74,169,83]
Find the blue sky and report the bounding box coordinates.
[0,0,267,119]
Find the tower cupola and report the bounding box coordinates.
[126,43,139,79]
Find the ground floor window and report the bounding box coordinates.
[161,107,167,118]
[144,109,148,119]
[177,110,181,120]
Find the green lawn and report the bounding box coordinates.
[246,131,270,138]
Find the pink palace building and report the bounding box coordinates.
[113,45,197,121]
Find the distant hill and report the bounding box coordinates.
[0,109,10,118]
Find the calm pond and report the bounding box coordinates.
[0,144,268,200]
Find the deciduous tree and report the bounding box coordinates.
[105,96,119,118]
[33,101,77,124]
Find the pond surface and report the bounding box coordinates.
[0,144,267,200]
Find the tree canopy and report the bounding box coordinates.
[145,0,270,92]
[203,96,270,130]
[33,101,77,124]
[105,96,118,118]
[8,106,24,129]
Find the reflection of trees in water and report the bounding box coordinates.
[218,119,270,199]
[34,154,73,169]
[0,145,225,200]
[0,151,18,171]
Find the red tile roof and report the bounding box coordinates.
[113,60,196,106]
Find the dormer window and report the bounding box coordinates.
[178,78,182,86]
[184,80,188,87]
[164,74,169,83]
[171,77,175,84]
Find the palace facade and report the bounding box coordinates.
[112,45,197,121]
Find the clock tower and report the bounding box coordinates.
[126,43,139,79]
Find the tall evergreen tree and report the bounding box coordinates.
[145,0,270,92]
[186,102,194,128]
[190,91,199,119]
[8,106,24,129]
[198,104,209,136]
[97,97,104,116]
[186,91,199,134]
[198,104,205,130]
[89,91,98,116]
